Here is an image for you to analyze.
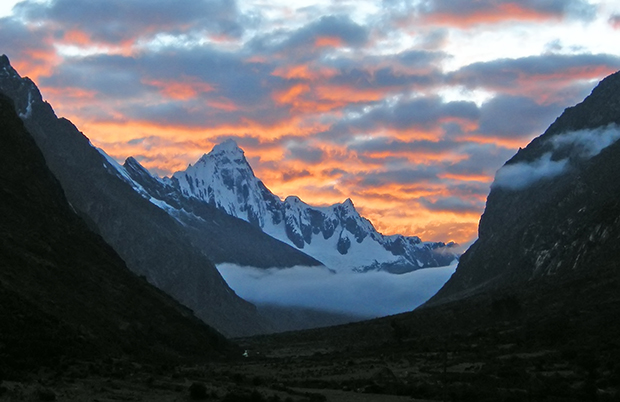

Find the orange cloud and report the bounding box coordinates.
[314,36,343,48]
[273,83,311,105]
[12,49,59,82]
[62,30,92,46]
[144,77,214,100]
[205,97,239,112]
[427,3,558,27]
[315,84,390,106]
[439,172,493,182]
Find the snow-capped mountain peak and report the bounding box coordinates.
[168,139,278,227]
[161,141,459,273]
[212,138,245,157]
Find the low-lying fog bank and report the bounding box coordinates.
[216,263,457,319]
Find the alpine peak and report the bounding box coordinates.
[166,140,459,273]
[211,138,244,157]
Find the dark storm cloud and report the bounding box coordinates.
[14,0,247,43]
[476,95,564,139]
[419,196,483,213]
[450,53,620,90]
[418,0,596,22]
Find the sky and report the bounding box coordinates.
[2,0,620,246]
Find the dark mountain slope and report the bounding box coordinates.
[0,93,232,374]
[428,70,620,304]
[0,55,270,337]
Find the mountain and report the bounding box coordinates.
[428,69,620,305]
[149,139,459,273]
[120,155,322,269]
[0,92,232,373]
[0,54,270,337]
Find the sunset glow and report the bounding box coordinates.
[2,0,620,245]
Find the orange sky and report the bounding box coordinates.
[3,0,620,245]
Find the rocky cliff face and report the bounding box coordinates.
[428,70,620,305]
[163,140,459,273]
[0,92,232,371]
[0,54,270,337]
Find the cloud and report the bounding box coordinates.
[286,142,326,164]
[492,124,620,190]
[417,0,596,26]
[3,0,619,249]
[321,96,479,140]
[550,124,620,158]
[444,143,516,178]
[0,17,56,79]
[476,95,565,139]
[282,169,311,182]
[216,263,457,318]
[248,15,369,60]
[609,14,620,30]
[419,196,484,213]
[354,166,441,187]
[348,137,460,155]
[492,152,568,191]
[451,54,620,95]
[14,0,246,44]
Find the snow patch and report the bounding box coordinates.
[18,90,33,119]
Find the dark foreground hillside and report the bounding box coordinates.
[0,93,233,379]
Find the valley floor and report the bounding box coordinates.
[3,264,620,402]
[3,302,619,402]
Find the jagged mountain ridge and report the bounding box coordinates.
[118,154,322,269]
[0,54,273,337]
[0,92,232,371]
[428,69,620,305]
[148,139,460,273]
